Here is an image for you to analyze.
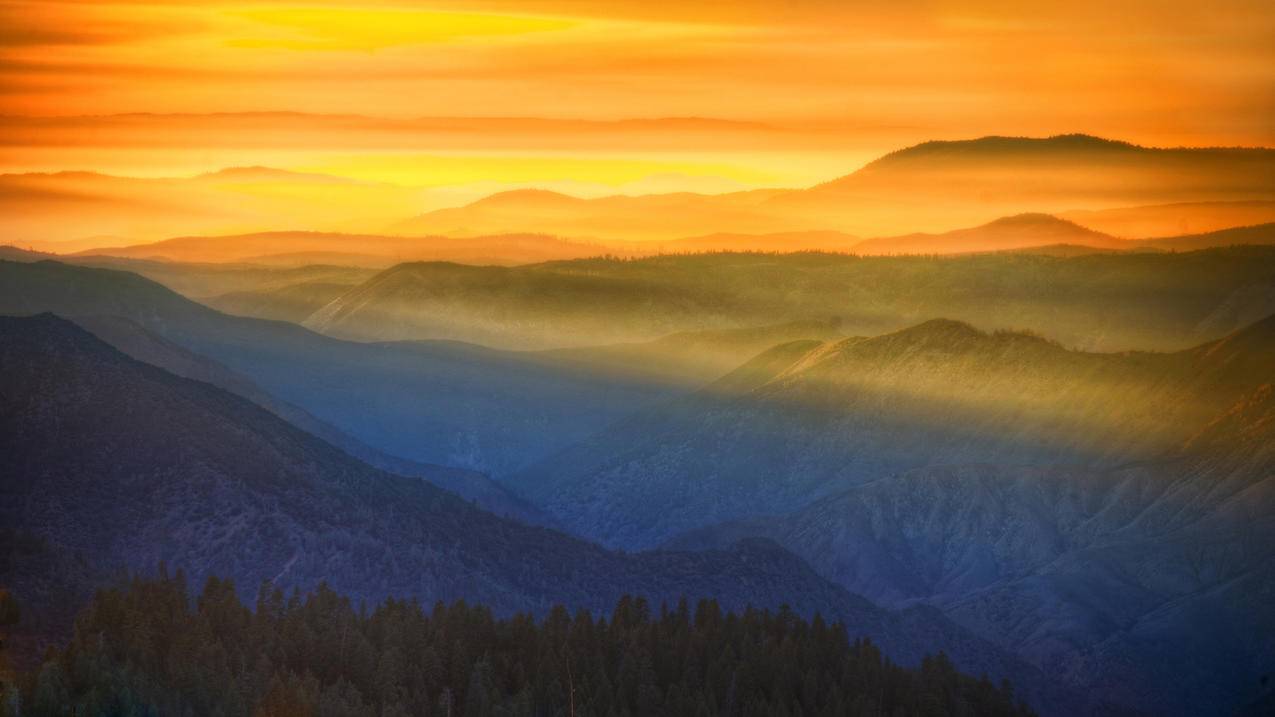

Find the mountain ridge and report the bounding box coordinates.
[0,312,1083,713]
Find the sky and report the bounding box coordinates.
[2,0,1273,196]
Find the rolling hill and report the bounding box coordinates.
[289,246,1275,351]
[396,135,1275,239]
[660,382,1275,717]
[517,315,1275,549]
[0,259,700,476]
[1134,222,1275,252]
[513,316,1275,715]
[74,230,623,268]
[68,314,550,526]
[0,313,1081,713]
[0,167,429,247]
[1059,200,1275,238]
[849,213,1127,254]
[782,134,1275,234]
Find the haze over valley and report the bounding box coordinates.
[3,1,1275,715]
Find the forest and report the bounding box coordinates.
[0,572,1033,717]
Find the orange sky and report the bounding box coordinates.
[2,0,1273,193]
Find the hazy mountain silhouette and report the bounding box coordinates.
[1060,200,1275,237]
[519,315,1275,549]
[0,313,1085,714]
[282,246,1275,351]
[74,230,624,268]
[69,314,551,526]
[850,213,1126,254]
[396,135,1275,239]
[392,187,793,242]
[0,167,425,247]
[0,260,694,475]
[1134,222,1275,252]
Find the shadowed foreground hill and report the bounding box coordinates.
[0,314,1082,712]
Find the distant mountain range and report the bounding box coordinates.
[0,313,1083,714]
[8,134,1275,249]
[45,212,1275,273]
[249,244,1275,351]
[396,135,1275,239]
[0,258,699,477]
[72,230,622,268]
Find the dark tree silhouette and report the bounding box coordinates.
[2,573,1035,717]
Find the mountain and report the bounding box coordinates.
[515,317,1275,715]
[0,168,429,247]
[0,247,379,303]
[0,260,692,476]
[850,213,1126,255]
[767,135,1275,236]
[75,230,625,268]
[1134,222,1275,252]
[299,259,733,348]
[535,319,847,388]
[397,135,1275,239]
[67,314,550,526]
[517,316,1275,549]
[290,246,1275,351]
[0,313,1081,713]
[206,280,361,322]
[391,187,795,242]
[1060,200,1275,238]
[640,229,859,253]
[662,382,1275,716]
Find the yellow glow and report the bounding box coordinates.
[227,8,574,50]
[298,154,781,187]
[1,0,1271,248]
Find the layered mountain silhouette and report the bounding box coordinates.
[512,316,1275,715]
[1059,200,1275,237]
[395,135,1275,239]
[0,167,428,247]
[850,213,1128,254]
[9,134,1273,251]
[74,230,622,268]
[661,379,1275,716]
[274,245,1275,350]
[0,313,1085,713]
[0,259,700,475]
[68,314,550,526]
[519,316,1275,549]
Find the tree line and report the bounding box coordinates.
[0,570,1034,716]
